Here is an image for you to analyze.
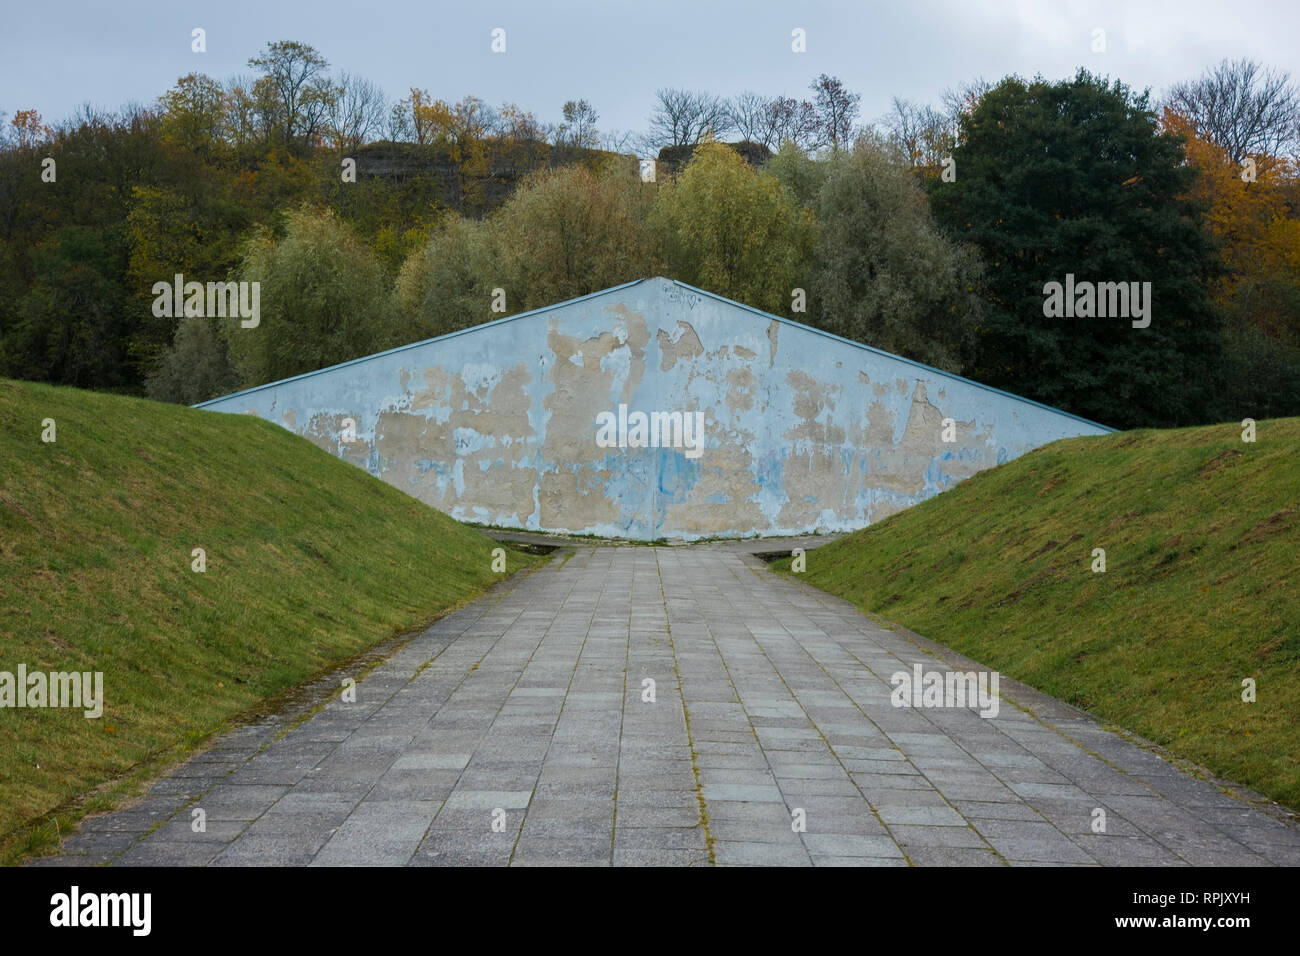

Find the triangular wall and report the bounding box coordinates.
[196,277,1111,539]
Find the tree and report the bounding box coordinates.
[766,96,823,152]
[494,162,659,310]
[1217,305,1300,420]
[729,92,776,147]
[1162,108,1300,419]
[556,99,599,150]
[495,102,543,143]
[10,109,54,149]
[390,87,442,145]
[246,41,334,153]
[940,77,993,136]
[225,207,400,386]
[326,73,386,152]
[647,89,733,148]
[765,140,827,206]
[222,75,262,151]
[446,96,492,213]
[396,160,659,334]
[494,102,546,175]
[929,70,1224,428]
[600,129,637,154]
[125,181,251,371]
[1161,110,1291,295]
[386,90,415,143]
[145,316,240,404]
[812,140,982,372]
[723,92,819,152]
[1,107,169,391]
[157,73,228,157]
[881,97,953,170]
[9,227,130,389]
[1167,58,1300,164]
[449,95,491,145]
[653,141,813,314]
[810,74,860,151]
[394,215,498,339]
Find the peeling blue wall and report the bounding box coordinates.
[196,277,1112,539]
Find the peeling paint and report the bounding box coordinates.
[657,321,704,371]
[196,277,1111,540]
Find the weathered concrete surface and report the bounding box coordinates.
[197,278,1111,540]
[36,548,1298,867]
[478,527,845,554]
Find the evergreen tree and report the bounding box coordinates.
[929,69,1224,428]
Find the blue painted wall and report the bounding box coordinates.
[196,278,1112,539]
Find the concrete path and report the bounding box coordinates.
[38,547,1300,867]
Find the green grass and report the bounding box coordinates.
[0,378,540,862]
[775,418,1300,810]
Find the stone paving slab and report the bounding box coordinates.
[34,546,1300,867]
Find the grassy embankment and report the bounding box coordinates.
[776,419,1299,809]
[0,379,539,862]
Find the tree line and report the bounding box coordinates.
[2,42,1298,429]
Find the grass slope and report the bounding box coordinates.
[779,419,1300,810]
[0,379,538,861]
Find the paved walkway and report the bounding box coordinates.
[38,547,1300,866]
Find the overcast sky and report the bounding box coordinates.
[4,0,1298,144]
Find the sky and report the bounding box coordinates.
[4,0,1298,146]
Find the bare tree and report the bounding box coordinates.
[386,100,412,142]
[934,77,994,151]
[940,77,992,124]
[766,96,823,152]
[883,97,923,163]
[600,128,637,154]
[881,97,952,166]
[729,91,776,146]
[647,88,734,148]
[727,91,823,153]
[247,40,335,150]
[555,99,600,150]
[810,74,860,150]
[327,73,386,151]
[494,102,543,143]
[1167,58,1300,163]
